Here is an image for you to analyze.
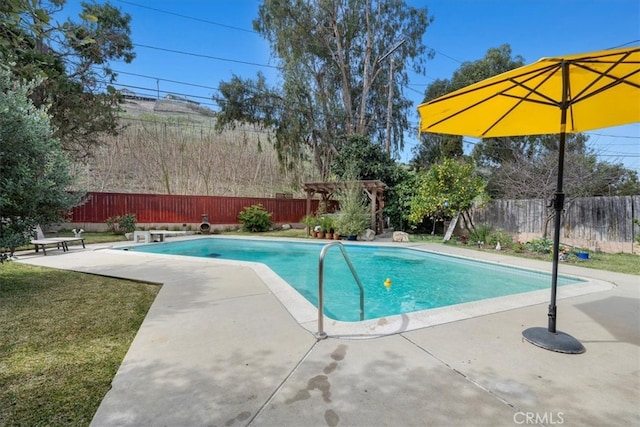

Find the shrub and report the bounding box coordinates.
[0,217,36,261]
[513,241,526,253]
[334,181,370,237]
[526,237,553,254]
[320,216,334,233]
[468,224,492,245]
[238,204,273,232]
[105,213,137,235]
[301,214,318,232]
[487,229,514,249]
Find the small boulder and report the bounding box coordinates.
[363,229,376,241]
[281,223,291,230]
[393,231,410,242]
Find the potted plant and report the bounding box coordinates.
[332,228,340,240]
[334,184,369,240]
[335,213,368,240]
[301,214,318,237]
[320,216,334,239]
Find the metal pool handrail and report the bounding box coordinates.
[316,241,364,339]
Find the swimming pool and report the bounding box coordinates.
[123,237,584,322]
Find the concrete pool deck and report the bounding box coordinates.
[15,238,640,426]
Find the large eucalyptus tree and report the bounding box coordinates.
[214,0,433,180]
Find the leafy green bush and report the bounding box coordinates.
[0,218,36,261]
[238,204,273,232]
[513,241,527,253]
[105,213,137,234]
[300,214,318,233]
[320,216,334,233]
[487,229,514,249]
[468,224,492,245]
[335,183,370,237]
[526,237,553,254]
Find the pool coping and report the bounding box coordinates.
[112,235,615,339]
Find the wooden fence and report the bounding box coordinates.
[470,195,639,248]
[70,192,325,225]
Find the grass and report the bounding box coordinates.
[570,251,640,275]
[411,234,640,276]
[0,263,159,426]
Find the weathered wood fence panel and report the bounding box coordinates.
[470,195,639,243]
[564,196,637,242]
[70,192,323,224]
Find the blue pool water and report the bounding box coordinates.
[123,238,583,322]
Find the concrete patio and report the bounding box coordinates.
[16,238,639,426]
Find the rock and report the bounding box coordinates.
[393,231,410,242]
[363,229,376,241]
[281,223,291,230]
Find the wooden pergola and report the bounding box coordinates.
[302,180,387,232]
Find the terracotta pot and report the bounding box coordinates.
[333,234,341,240]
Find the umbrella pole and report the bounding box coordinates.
[522,60,585,354]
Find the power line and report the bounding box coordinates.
[585,131,640,140]
[133,43,279,69]
[106,81,220,108]
[424,45,463,64]
[113,69,221,93]
[116,0,258,34]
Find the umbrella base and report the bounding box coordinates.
[522,327,585,354]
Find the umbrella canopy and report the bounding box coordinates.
[417,46,639,353]
[418,46,639,137]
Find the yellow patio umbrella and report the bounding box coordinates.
[417,46,640,353]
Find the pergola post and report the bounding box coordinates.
[363,187,377,232]
[302,180,387,234]
[306,190,312,219]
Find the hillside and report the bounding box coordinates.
[71,95,317,197]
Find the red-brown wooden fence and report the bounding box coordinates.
[70,192,324,224]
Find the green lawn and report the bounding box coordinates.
[0,263,159,426]
[426,235,640,276]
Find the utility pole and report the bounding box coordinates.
[378,39,406,154]
[384,56,395,154]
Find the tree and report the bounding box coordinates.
[0,69,82,259]
[413,45,524,168]
[0,0,135,158]
[332,134,413,230]
[407,158,487,233]
[485,133,639,199]
[215,0,433,179]
[332,134,397,182]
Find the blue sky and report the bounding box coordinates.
[60,0,640,172]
